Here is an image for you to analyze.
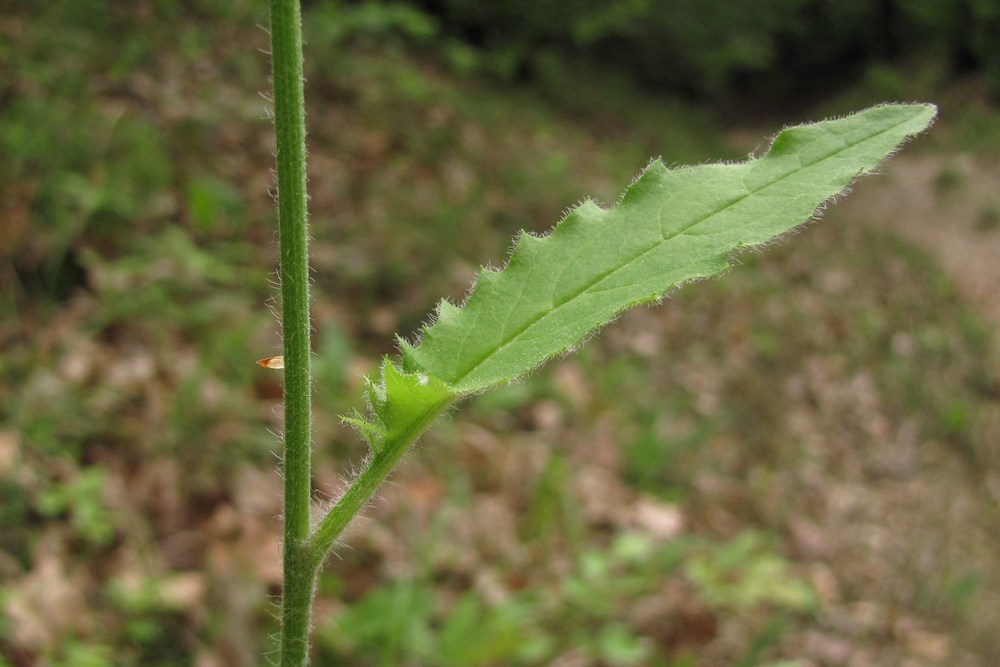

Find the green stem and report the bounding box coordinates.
[269,0,313,664]
[308,396,455,568]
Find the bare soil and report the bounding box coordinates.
[841,153,1000,330]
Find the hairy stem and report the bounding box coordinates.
[270,0,313,664]
[309,396,456,568]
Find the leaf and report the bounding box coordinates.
[400,103,936,394]
[342,357,456,452]
[346,104,935,449]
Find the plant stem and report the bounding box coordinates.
[308,396,455,568]
[270,0,313,664]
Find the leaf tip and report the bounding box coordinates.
[341,409,387,452]
[398,335,421,372]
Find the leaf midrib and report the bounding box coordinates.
[444,114,914,391]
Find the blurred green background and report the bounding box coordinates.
[2,1,999,665]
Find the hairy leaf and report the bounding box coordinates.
[399,104,936,394]
[346,104,935,446]
[343,357,456,452]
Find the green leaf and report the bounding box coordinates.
[343,357,456,452]
[400,103,936,394]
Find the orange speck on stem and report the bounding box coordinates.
[257,355,285,369]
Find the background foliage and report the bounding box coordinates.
[2,1,999,665]
[392,0,1000,98]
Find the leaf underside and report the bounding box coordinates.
[398,103,936,394]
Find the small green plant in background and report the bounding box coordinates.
[975,200,1000,232]
[315,530,816,666]
[265,1,935,663]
